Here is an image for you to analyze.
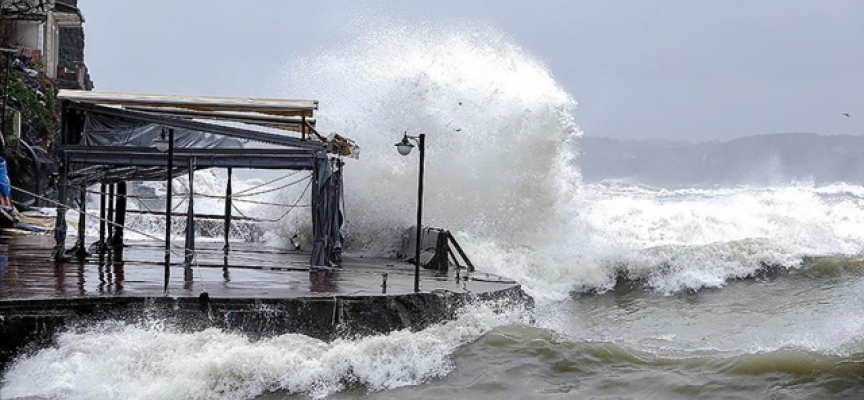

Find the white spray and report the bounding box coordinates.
[276,21,864,299]
[8,17,864,400]
[280,22,582,255]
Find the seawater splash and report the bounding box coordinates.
[276,20,864,299]
[1,23,574,400]
[0,302,529,400]
[103,19,864,299]
[470,181,864,298]
[280,22,581,254]
[575,182,864,294]
[8,18,864,400]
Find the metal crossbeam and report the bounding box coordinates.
[65,146,319,170]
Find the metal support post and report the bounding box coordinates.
[98,183,106,251]
[51,122,69,261]
[112,181,127,252]
[413,133,425,293]
[223,167,232,253]
[106,183,115,244]
[163,127,174,293]
[51,162,68,259]
[74,185,87,259]
[184,157,196,265]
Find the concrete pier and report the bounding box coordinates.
[0,235,527,366]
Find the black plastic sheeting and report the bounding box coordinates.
[310,156,345,267]
[8,141,58,207]
[68,113,251,185]
[81,112,248,149]
[56,111,346,268]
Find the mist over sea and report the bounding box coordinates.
[4,21,864,400]
[579,133,864,187]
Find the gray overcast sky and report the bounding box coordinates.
[79,0,863,142]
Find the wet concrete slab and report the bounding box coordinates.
[0,234,528,365]
[0,235,517,300]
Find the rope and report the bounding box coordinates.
[341,275,384,296]
[233,198,310,208]
[85,189,163,200]
[135,197,162,216]
[230,202,249,219]
[84,187,198,216]
[82,184,307,225]
[170,195,188,212]
[268,178,313,222]
[86,176,312,209]
[8,184,402,296]
[231,170,303,197]
[14,185,218,293]
[231,174,311,198]
[10,185,188,256]
[85,189,302,209]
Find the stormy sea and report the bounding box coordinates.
[3,22,864,399]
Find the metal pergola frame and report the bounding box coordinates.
[52,91,353,283]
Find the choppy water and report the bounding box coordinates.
[5,19,864,400]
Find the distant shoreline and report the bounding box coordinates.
[577,133,864,187]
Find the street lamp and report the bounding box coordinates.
[154,128,174,292]
[153,132,170,152]
[395,131,425,293]
[395,135,414,156]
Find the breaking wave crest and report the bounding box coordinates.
[280,21,581,255]
[93,17,864,300]
[0,302,530,400]
[576,183,864,294]
[481,182,864,298]
[272,20,864,298]
[93,16,864,299]
[7,17,864,400]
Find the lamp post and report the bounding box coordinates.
[154,128,173,293]
[395,132,425,293]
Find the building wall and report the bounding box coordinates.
[42,10,57,78]
[2,0,91,89]
[14,21,42,50]
[55,0,92,89]
[58,26,82,70]
[56,25,91,89]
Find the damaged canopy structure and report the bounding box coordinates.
[53,90,357,270]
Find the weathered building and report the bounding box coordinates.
[0,0,92,90]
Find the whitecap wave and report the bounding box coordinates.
[0,302,529,400]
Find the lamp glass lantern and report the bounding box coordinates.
[395,136,414,156]
[153,133,170,152]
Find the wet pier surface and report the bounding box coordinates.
[0,234,526,364]
[0,235,518,300]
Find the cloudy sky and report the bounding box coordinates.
[80,0,863,142]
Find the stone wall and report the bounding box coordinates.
[56,0,93,90]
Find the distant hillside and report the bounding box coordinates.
[576,133,864,187]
